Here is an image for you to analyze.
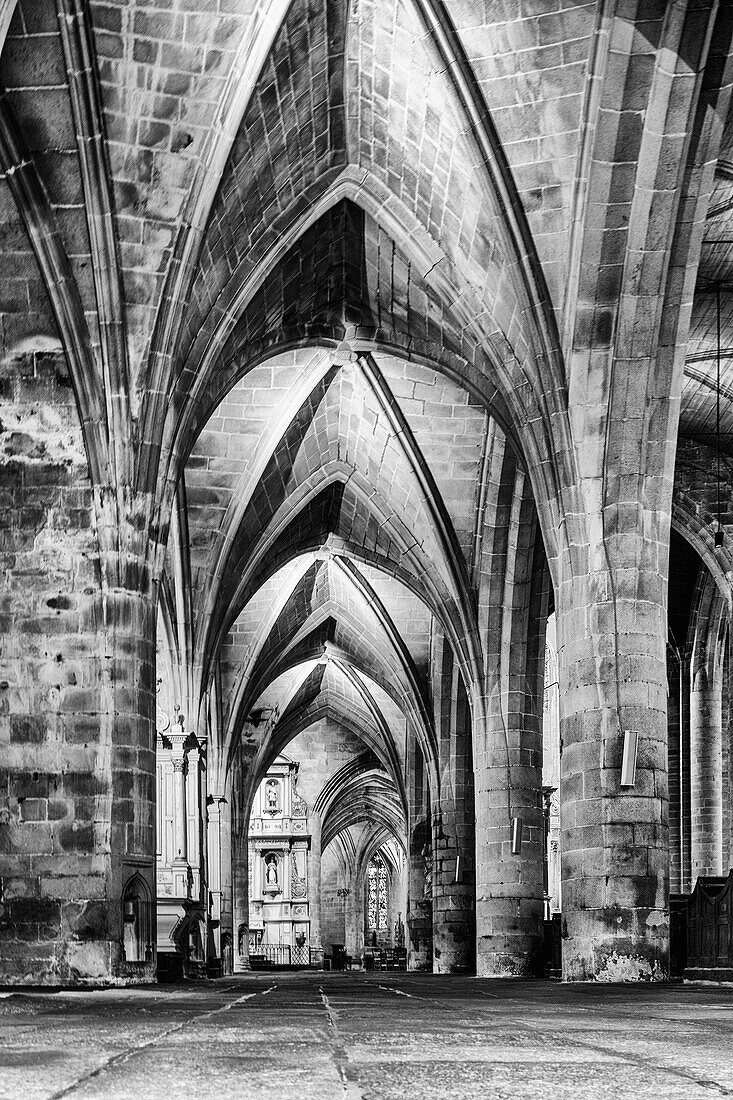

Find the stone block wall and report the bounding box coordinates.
[0,351,155,984]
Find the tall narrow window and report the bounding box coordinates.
[367,853,388,929]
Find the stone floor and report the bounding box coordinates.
[1,971,733,1099]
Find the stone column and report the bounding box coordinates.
[233,827,250,972]
[386,863,398,945]
[395,860,408,947]
[690,654,724,881]
[680,655,692,894]
[388,858,407,948]
[173,761,188,863]
[344,881,359,959]
[685,569,728,883]
[207,796,226,963]
[353,866,366,959]
[667,647,684,895]
[186,739,204,874]
[406,734,432,969]
[430,638,475,973]
[308,813,324,965]
[169,725,189,870]
[557,563,669,982]
[432,806,475,973]
[724,644,733,873]
[219,796,234,969]
[474,446,546,977]
[0,536,157,982]
[546,0,724,980]
[406,822,432,970]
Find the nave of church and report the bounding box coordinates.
[3,0,733,1044]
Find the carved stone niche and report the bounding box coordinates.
[263,852,281,896]
[264,778,281,815]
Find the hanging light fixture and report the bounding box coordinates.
[511,816,523,855]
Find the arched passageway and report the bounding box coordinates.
[1,0,733,991]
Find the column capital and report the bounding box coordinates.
[206,794,227,821]
[169,708,196,759]
[169,728,195,769]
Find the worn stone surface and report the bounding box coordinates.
[1,973,733,1099]
[0,353,155,984]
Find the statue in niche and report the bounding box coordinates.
[265,855,278,886]
[265,779,280,814]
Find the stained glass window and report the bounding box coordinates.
[367,853,388,929]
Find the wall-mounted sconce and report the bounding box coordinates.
[511,816,523,855]
[620,729,638,787]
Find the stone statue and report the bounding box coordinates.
[265,782,279,812]
[265,855,278,885]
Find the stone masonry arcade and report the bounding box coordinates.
[1,0,733,988]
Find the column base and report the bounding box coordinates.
[475,947,543,978]
[433,954,473,974]
[0,897,157,987]
[475,897,544,977]
[408,953,432,971]
[433,921,475,973]
[407,903,432,970]
[433,887,475,974]
[562,907,669,982]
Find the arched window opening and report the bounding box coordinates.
[367,853,388,931]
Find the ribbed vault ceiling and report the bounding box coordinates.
[2,0,733,836]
